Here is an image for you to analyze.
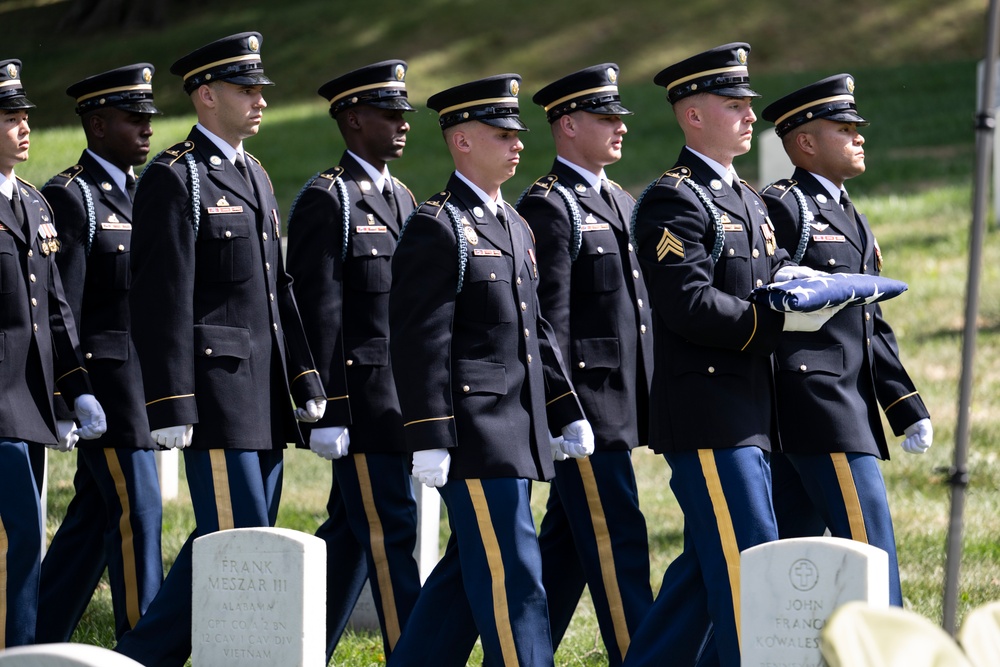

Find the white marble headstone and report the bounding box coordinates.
[756,127,795,190]
[192,527,325,667]
[740,536,889,667]
[0,643,144,666]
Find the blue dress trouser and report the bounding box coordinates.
[317,452,420,660]
[37,447,163,641]
[771,451,903,605]
[114,448,282,667]
[0,439,43,648]
[624,447,778,667]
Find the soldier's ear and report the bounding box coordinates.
[558,114,576,137]
[794,130,816,156]
[344,109,362,131]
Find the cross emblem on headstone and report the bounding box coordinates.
[791,559,819,591]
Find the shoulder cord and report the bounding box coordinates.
[72,177,98,256]
[185,154,201,237]
[552,183,583,262]
[788,184,813,264]
[444,202,468,294]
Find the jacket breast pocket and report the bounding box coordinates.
[82,330,130,361]
[0,244,16,295]
[776,342,844,377]
[197,219,253,283]
[346,234,394,293]
[578,249,623,293]
[193,324,251,359]
[452,359,507,396]
[90,230,131,291]
[463,257,515,323]
[345,337,389,367]
[571,337,621,370]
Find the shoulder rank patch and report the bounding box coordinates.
[533,174,558,196]
[659,166,691,188]
[422,190,452,218]
[52,165,84,186]
[762,178,798,199]
[316,165,345,192]
[161,141,195,166]
[656,227,684,261]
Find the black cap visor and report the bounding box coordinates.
[0,95,35,110]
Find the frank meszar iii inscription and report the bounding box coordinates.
[192,528,326,666]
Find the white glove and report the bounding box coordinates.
[152,424,194,449]
[295,397,327,423]
[74,394,107,440]
[901,418,933,455]
[782,304,845,332]
[49,420,79,452]
[560,419,595,459]
[310,426,350,460]
[774,265,825,282]
[412,448,451,488]
[549,434,570,462]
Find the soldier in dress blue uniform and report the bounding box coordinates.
[285,60,421,661]
[760,74,932,607]
[37,63,164,644]
[0,58,108,648]
[113,33,326,667]
[517,64,653,666]
[623,44,837,667]
[387,74,592,667]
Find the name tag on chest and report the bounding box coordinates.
[580,223,610,232]
[207,206,244,214]
[356,225,387,233]
[473,249,503,257]
[101,222,132,230]
[813,234,846,242]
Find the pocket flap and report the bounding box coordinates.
[777,342,844,375]
[570,337,621,369]
[194,324,251,359]
[452,359,507,396]
[83,330,130,361]
[345,337,389,366]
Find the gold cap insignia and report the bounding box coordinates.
[509,79,519,96]
[143,67,152,83]
[6,63,16,79]
[608,68,617,84]
[846,77,855,94]
[737,48,748,65]
[248,35,260,52]
[464,224,479,245]
[395,64,406,81]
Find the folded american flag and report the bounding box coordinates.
[751,273,908,312]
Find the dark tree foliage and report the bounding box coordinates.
[57,0,170,33]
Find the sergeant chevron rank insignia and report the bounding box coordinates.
[656,227,684,261]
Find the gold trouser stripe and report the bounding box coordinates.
[0,516,7,649]
[830,453,868,542]
[355,454,401,648]
[467,480,519,667]
[577,458,631,658]
[104,449,141,629]
[697,449,743,650]
[209,450,235,531]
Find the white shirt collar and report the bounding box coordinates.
[556,156,606,194]
[196,123,242,163]
[455,171,504,215]
[686,146,739,185]
[808,171,844,202]
[85,149,134,196]
[347,150,392,193]
[0,172,14,200]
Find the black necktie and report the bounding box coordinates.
[495,203,507,228]
[234,153,252,187]
[382,183,398,222]
[731,178,744,199]
[10,186,24,230]
[841,190,866,243]
[125,173,137,202]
